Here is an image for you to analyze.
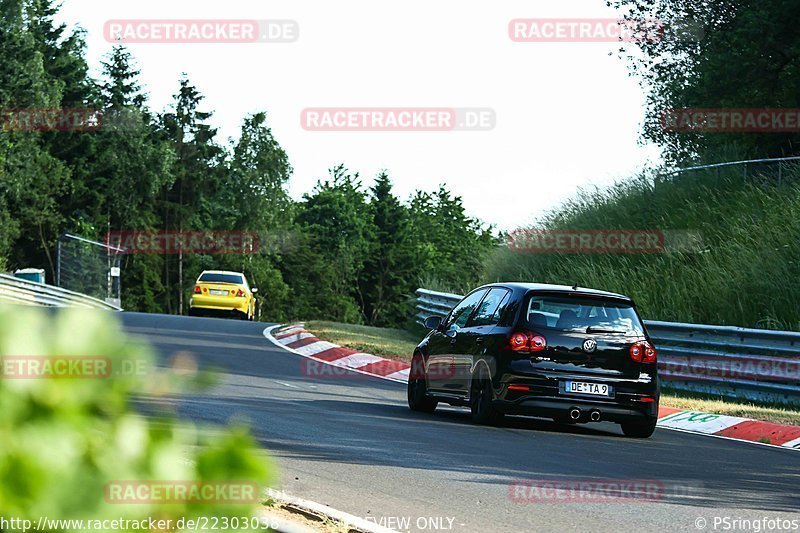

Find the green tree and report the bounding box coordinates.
[610,0,800,164]
[159,77,224,314]
[222,112,292,231]
[87,46,175,312]
[291,165,373,322]
[0,0,71,277]
[212,111,294,320]
[408,185,495,293]
[358,172,416,326]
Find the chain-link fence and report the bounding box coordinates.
[56,234,123,308]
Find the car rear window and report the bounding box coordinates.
[524,294,644,336]
[198,273,243,285]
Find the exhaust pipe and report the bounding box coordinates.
[569,408,581,420]
[590,410,601,422]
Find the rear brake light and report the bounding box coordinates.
[530,335,546,352]
[193,285,201,294]
[236,289,245,297]
[507,384,530,391]
[508,331,547,354]
[630,341,657,364]
[510,332,528,350]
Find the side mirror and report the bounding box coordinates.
[424,315,443,330]
[251,288,258,293]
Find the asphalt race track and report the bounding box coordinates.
[121,312,800,532]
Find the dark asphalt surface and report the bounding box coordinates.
[121,312,800,533]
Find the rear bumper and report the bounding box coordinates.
[190,295,248,313]
[494,372,659,422]
[494,396,656,422]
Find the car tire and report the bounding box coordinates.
[620,418,657,438]
[407,356,437,413]
[470,365,503,426]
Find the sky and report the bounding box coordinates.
[57,0,661,231]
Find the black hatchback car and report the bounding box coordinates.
[408,283,659,437]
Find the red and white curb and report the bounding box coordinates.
[656,407,800,450]
[265,323,410,383]
[265,324,800,451]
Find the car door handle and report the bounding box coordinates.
[475,336,484,344]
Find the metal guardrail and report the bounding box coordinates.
[0,273,122,311]
[663,155,800,176]
[415,288,800,406]
[661,155,800,187]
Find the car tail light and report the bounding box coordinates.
[507,384,530,391]
[236,289,245,297]
[508,331,547,354]
[193,285,201,294]
[630,341,657,364]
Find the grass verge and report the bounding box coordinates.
[304,321,800,426]
[305,320,421,362]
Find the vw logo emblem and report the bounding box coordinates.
[582,339,597,353]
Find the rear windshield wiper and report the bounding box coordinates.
[586,326,627,334]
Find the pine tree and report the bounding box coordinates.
[0,0,70,277]
[359,172,416,326]
[159,77,224,313]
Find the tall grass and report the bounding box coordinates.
[486,164,800,330]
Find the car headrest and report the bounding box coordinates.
[529,312,549,328]
[556,309,578,329]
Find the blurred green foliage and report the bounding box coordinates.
[0,305,273,531]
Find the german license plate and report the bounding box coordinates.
[564,381,611,397]
[210,289,228,296]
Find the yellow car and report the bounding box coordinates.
[188,270,257,320]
